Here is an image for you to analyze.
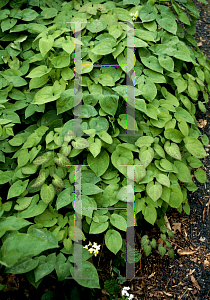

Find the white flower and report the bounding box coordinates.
[88,247,95,254]
[128,294,134,300]
[123,287,130,291]
[122,290,129,297]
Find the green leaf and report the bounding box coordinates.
[56,187,73,210]
[184,136,207,158]
[99,94,118,117]
[18,149,30,167]
[98,73,115,87]
[169,187,183,208]
[168,249,174,258]
[54,153,71,168]
[34,253,56,282]
[135,136,154,148]
[82,183,103,195]
[158,244,166,257]
[156,174,170,188]
[69,261,100,289]
[91,40,116,55]
[41,8,58,19]
[142,203,157,225]
[156,14,177,35]
[140,235,149,248]
[71,137,89,149]
[61,37,74,54]
[143,244,152,257]
[50,54,70,68]
[7,180,29,200]
[146,181,162,202]
[150,238,157,249]
[14,197,33,211]
[21,9,39,21]
[1,18,17,32]
[87,149,109,177]
[105,229,122,255]
[89,116,109,134]
[33,154,49,165]
[174,161,192,183]
[26,65,52,78]
[110,214,127,232]
[89,220,108,234]
[4,257,39,275]
[55,253,71,281]
[9,136,25,146]
[31,86,61,105]
[17,195,47,219]
[139,4,157,22]
[141,56,163,74]
[0,170,13,184]
[39,35,54,57]
[138,75,157,101]
[194,169,207,183]
[183,203,190,215]
[164,141,181,161]
[52,174,65,188]
[158,55,174,72]
[0,229,59,268]
[0,216,32,238]
[117,114,138,131]
[57,89,81,114]
[168,230,174,238]
[98,130,112,144]
[40,184,55,205]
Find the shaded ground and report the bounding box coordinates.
[0,1,210,299]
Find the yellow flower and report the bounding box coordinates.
[88,248,94,254]
[83,245,89,250]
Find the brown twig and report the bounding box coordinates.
[202,206,206,223]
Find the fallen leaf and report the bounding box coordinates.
[190,257,197,263]
[191,275,200,290]
[199,237,205,242]
[197,42,203,46]
[148,272,155,279]
[163,291,173,296]
[177,249,195,256]
[203,260,210,268]
[172,223,181,233]
[101,289,110,296]
[196,119,207,128]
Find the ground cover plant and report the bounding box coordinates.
[0,0,209,296]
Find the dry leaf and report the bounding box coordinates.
[172,223,181,233]
[177,249,195,256]
[164,214,172,230]
[196,119,207,128]
[191,275,200,290]
[101,289,111,296]
[199,237,205,242]
[197,42,203,47]
[163,291,173,296]
[148,272,155,279]
[190,257,197,263]
[203,260,210,267]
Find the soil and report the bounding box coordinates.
[0,1,210,299]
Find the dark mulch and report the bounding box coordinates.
[0,1,210,299]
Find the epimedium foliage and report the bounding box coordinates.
[0,0,209,291]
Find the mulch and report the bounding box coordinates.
[0,1,210,299]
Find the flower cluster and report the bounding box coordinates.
[83,241,101,257]
[130,11,138,21]
[121,286,134,300]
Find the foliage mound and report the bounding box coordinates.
[0,0,209,291]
